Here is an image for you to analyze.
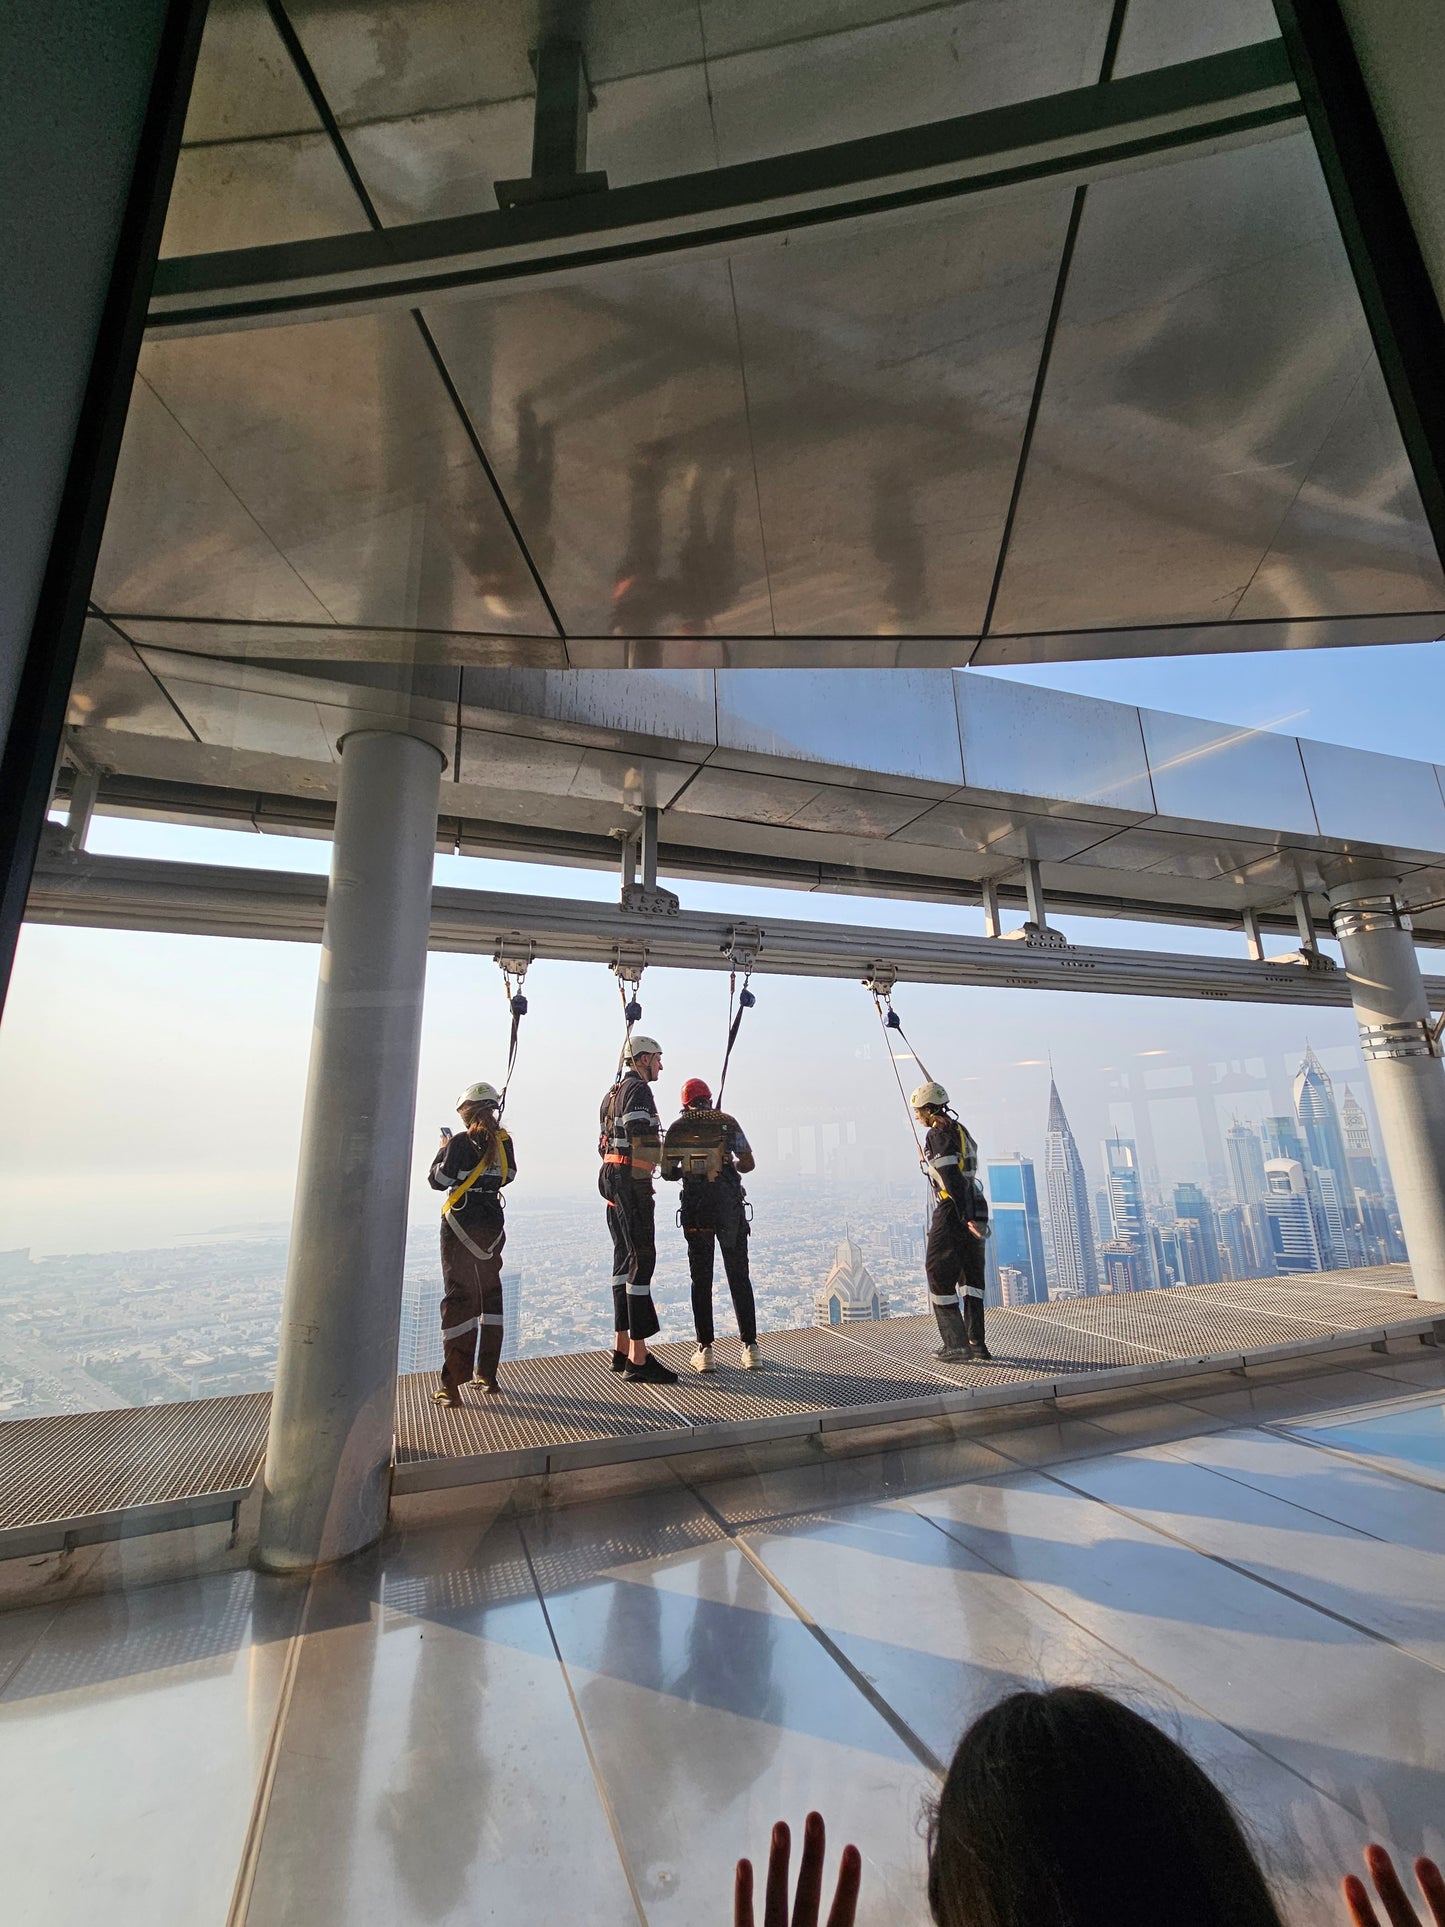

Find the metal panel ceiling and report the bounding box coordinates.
[714,668,963,786]
[98,316,555,636]
[727,184,1076,636]
[421,259,771,638]
[957,674,1155,819]
[66,620,196,743]
[703,0,1116,165]
[162,0,369,257]
[988,129,1444,635]
[1111,0,1280,80]
[1300,739,1445,855]
[1140,707,1318,838]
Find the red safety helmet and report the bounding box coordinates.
[681,1077,712,1108]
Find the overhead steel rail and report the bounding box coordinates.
[146,41,1301,338]
[26,851,1445,1010]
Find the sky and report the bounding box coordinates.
[0,643,1441,1256]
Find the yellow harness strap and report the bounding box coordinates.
[444,1134,510,1212]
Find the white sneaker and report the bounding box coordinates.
[739,1342,761,1371]
[690,1344,715,1373]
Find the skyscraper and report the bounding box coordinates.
[1173,1183,1223,1283]
[1225,1119,1267,1204]
[1263,1114,1306,1165]
[1263,1159,1323,1272]
[1340,1087,1384,1195]
[986,1154,1048,1304]
[1044,1080,1100,1296]
[815,1235,889,1326]
[1295,1046,1363,1266]
[1104,1137,1161,1289]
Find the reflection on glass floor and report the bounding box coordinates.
[3,1349,1445,1925]
[1290,1394,1445,1485]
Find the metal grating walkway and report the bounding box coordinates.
[0,1266,1432,1538]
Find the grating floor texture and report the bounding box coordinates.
[0,1267,1430,1534]
[0,1392,270,1532]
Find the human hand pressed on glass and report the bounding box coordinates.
[734,1812,862,1927]
[1343,1843,1445,1927]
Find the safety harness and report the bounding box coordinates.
[443,1132,511,1260]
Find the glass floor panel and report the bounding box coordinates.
[1289,1395,1445,1482]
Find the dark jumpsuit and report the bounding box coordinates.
[428,1126,516,1393]
[923,1118,989,1351]
[661,1107,758,1348]
[599,1070,662,1341]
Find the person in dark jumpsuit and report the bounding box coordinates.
[662,1077,761,1374]
[427,1080,516,1404]
[911,1081,993,1363]
[599,1034,678,1386]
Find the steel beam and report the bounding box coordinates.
[147,42,1300,338]
[26,850,1445,1011]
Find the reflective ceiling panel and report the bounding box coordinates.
[422,260,771,637]
[341,67,716,227]
[987,131,1442,636]
[1232,354,1445,619]
[162,0,369,256]
[889,801,1115,865]
[1299,739,1445,855]
[715,669,963,787]
[162,136,369,257]
[113,618,565,668]
[180,0,320,142]
[92,375,337,624]
[459,668,717,745]
[94,316,554,636]
[1139,708,1318,839]
[729,186,1075,636]
[284,0,705,125]
[703,0,1114,164]
[957,675,1155,819]
[67,620,196,743]
[1111,0,1279,79]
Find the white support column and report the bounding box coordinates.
[258,728,444,1570]
[1328,876,1445,1303]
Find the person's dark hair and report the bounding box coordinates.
[461,1103,497,1158]
[926,1687,1285,1927]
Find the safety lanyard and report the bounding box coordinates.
[870,987,975,1204]
[614,964,644,1075]
[499,963,528,1111]
[871,989,934,1161]
[715,966,755,1105]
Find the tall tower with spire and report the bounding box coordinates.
[1294,1045,1363,1266]
[1044,1078,1100,1296]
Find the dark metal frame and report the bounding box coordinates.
[1273,0,1445,573]
[0,0,210,1024]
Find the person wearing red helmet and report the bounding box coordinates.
[662,1077,760,1373]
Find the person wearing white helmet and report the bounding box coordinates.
[426,1081,516,1404]
[911,1081,992,1364]
[598,1033,678,1385]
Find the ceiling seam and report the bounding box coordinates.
[130,370,338,624]
[265,0,567,644]
[93,611,205,745]
[975,0,1132,651]
[975,183,1088,648]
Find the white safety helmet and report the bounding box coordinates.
[910,1081,949,1111]
[624,1034,663,1060]
[456,1081,502,1111]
